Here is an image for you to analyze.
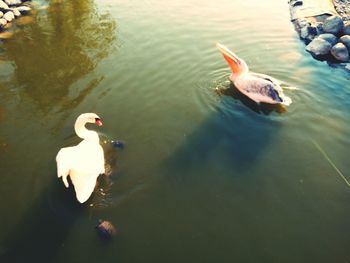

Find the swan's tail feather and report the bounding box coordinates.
[70,170,100,203]
[56,148,73,188]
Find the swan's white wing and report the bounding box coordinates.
[56,147,76,188]
[70,142,105,203]
[70,170,101,203]
[56,139,105,203]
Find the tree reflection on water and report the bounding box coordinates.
[1,0,117,113]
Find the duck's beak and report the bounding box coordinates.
[216,43,243,74]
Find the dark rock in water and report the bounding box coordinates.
[318,33,338,46]
[306,38,332,57]
[344,21,350,35]
[323,15,344,35]
[96,219,117,240]
[290,0,303,7]
[111,140,125,149]
[331,43,349,62]
[339,35,350,50]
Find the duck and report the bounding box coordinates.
[216,43,292,106]
[56,113,105,203]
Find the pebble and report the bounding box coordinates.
[0,11,3,18]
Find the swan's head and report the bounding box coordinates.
[78,113,103,126]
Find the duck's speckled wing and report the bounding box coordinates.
[234,74,283,104]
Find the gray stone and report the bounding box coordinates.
[0,17,6,27]
[17,5,31,14]
[300,25,317,42]
[339,35,350,50]
[315,22,324,35]
[323,15,344,35]
[0,0,9,9]
[318,33,338,46]
[305,38,332,57]
[296,19,310,29]
[3,11,14,22]
[331,43,349,62]
[343,21,350,35]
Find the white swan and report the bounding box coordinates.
[56,113,105,203]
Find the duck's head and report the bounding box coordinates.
[216,43,248,77]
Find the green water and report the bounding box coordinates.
[1,0,350,262]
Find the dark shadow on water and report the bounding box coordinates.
[0,177,84,263]
[162,83,286,179]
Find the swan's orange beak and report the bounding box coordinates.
[95,118,103,126]
[216,43,243,74]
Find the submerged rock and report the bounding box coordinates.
[306,38,332,57]
[0,31,13,39]
[323,15,344,35]
[331,43,349,62]
[96,219,117,240]
[339,35,350,50]
[318,33,338,46]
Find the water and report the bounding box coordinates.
[0,0,350,262]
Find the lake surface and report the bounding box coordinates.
[1,0,350,262]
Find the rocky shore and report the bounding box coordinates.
[289,0,350,70]
[0,0,32,39]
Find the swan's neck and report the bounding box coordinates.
[74,118,99,141]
